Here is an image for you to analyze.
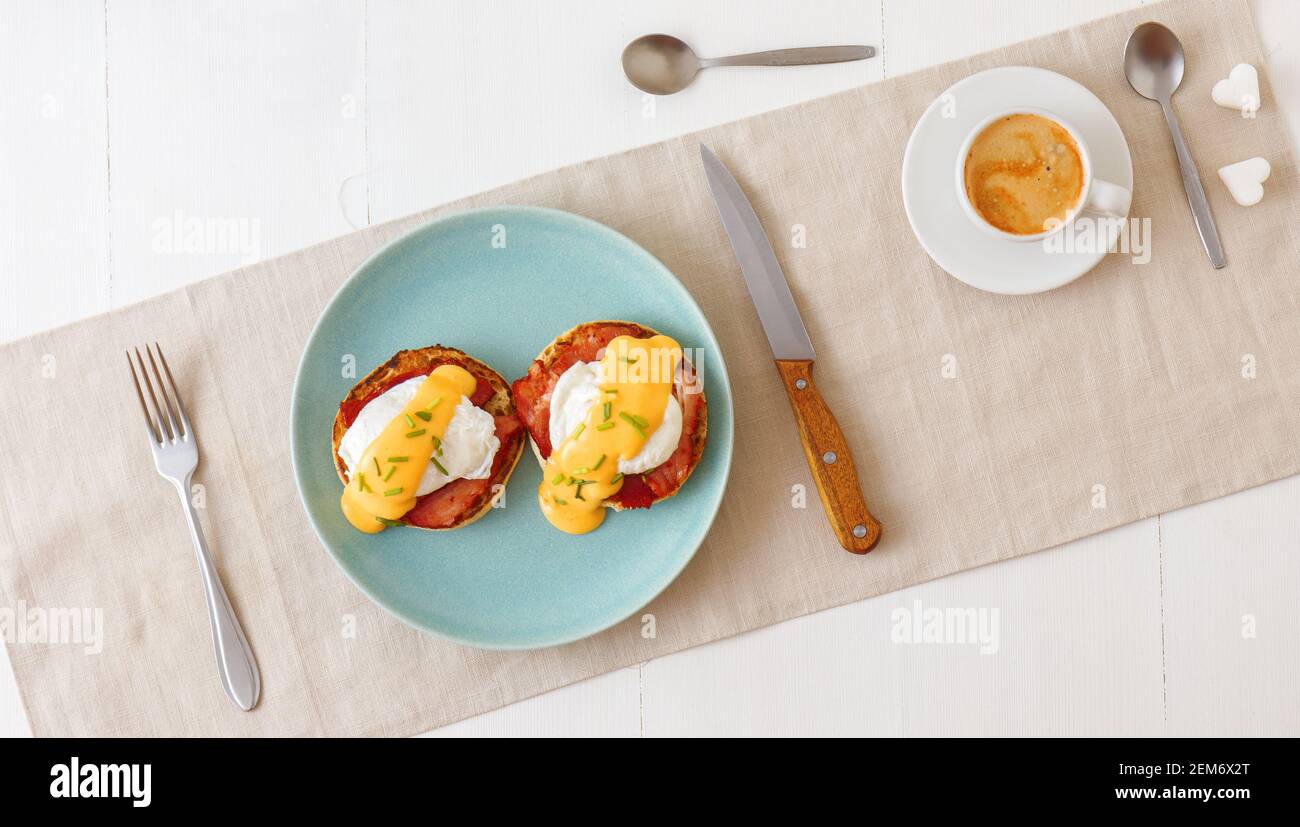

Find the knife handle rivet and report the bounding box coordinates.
[795,379,807,390]
[822,451,837,465]
[852,524,867,539]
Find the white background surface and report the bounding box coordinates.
[1,0,1297,737]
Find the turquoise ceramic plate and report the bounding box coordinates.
[290,206,733,649]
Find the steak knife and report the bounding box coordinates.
[700,144,881,554]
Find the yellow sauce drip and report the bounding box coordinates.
[539,334,681,534]
[340,364,476,533]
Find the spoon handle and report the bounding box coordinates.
[700,45,875,69]
[1160,99,1226,268]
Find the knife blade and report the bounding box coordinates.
[700,143,881,554]
[699,146,816,361]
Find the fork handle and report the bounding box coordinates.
[175,478,261,711]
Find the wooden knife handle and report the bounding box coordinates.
[775,359,882,554]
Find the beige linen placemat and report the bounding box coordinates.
[3,0,1297,736]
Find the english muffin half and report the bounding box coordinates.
[510,320,707,514]
[333,346,524,531]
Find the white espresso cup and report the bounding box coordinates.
[955,107,1131,242]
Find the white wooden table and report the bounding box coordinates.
[3,0,1297,737]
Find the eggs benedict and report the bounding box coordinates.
[511,321,708,534]
[333,346,524,533]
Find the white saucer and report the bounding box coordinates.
[901,67,1133,295]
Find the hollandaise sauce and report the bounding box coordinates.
[340,364,477,533]
[539,334,681,534]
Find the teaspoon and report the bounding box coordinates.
[1124,21,1225,268]
[622,34,875,96]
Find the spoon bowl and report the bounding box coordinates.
[1124,21,1185,101]
[622,34,701,95]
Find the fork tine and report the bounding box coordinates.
[134,346,173,442]
[127,351,161,444]
[145,343,183,440]
[152,342,189,437]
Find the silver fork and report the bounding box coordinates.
[127,343,261,711]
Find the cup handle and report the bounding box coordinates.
[1084,178,1131,218]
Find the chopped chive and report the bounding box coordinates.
[602,401,612,421]
[387,456,409,463]
[430,455,449,476]
[592,454,606,470]
[383,487,403,497]
[373,457,381,475]
[611,472,624,484]
[375,516,403,527]
[630,413,649,428]
[551,472,565,485]
[554,498,568,506]
[571,466,589,475]
[618,411,647,437]
[574,486,585,501]
[622,356,638,364]
[432,435,441,452]
[356,473,371,493]
[596,421,616,431]
[405,428,426,438]
[425,397,443,411]
[570,423,585,440]
[403,414,415,429]
[383,464,397,482]
[567,476,576,485]
[415,410,432,422]
[605,388,618,395]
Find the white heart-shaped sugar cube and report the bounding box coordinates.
[1212,63,1260,113]
[1217,157,1270,206]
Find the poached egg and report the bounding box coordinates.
[547,359,681,475]
[339,376,499,497]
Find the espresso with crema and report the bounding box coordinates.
[963,113,1084,235]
